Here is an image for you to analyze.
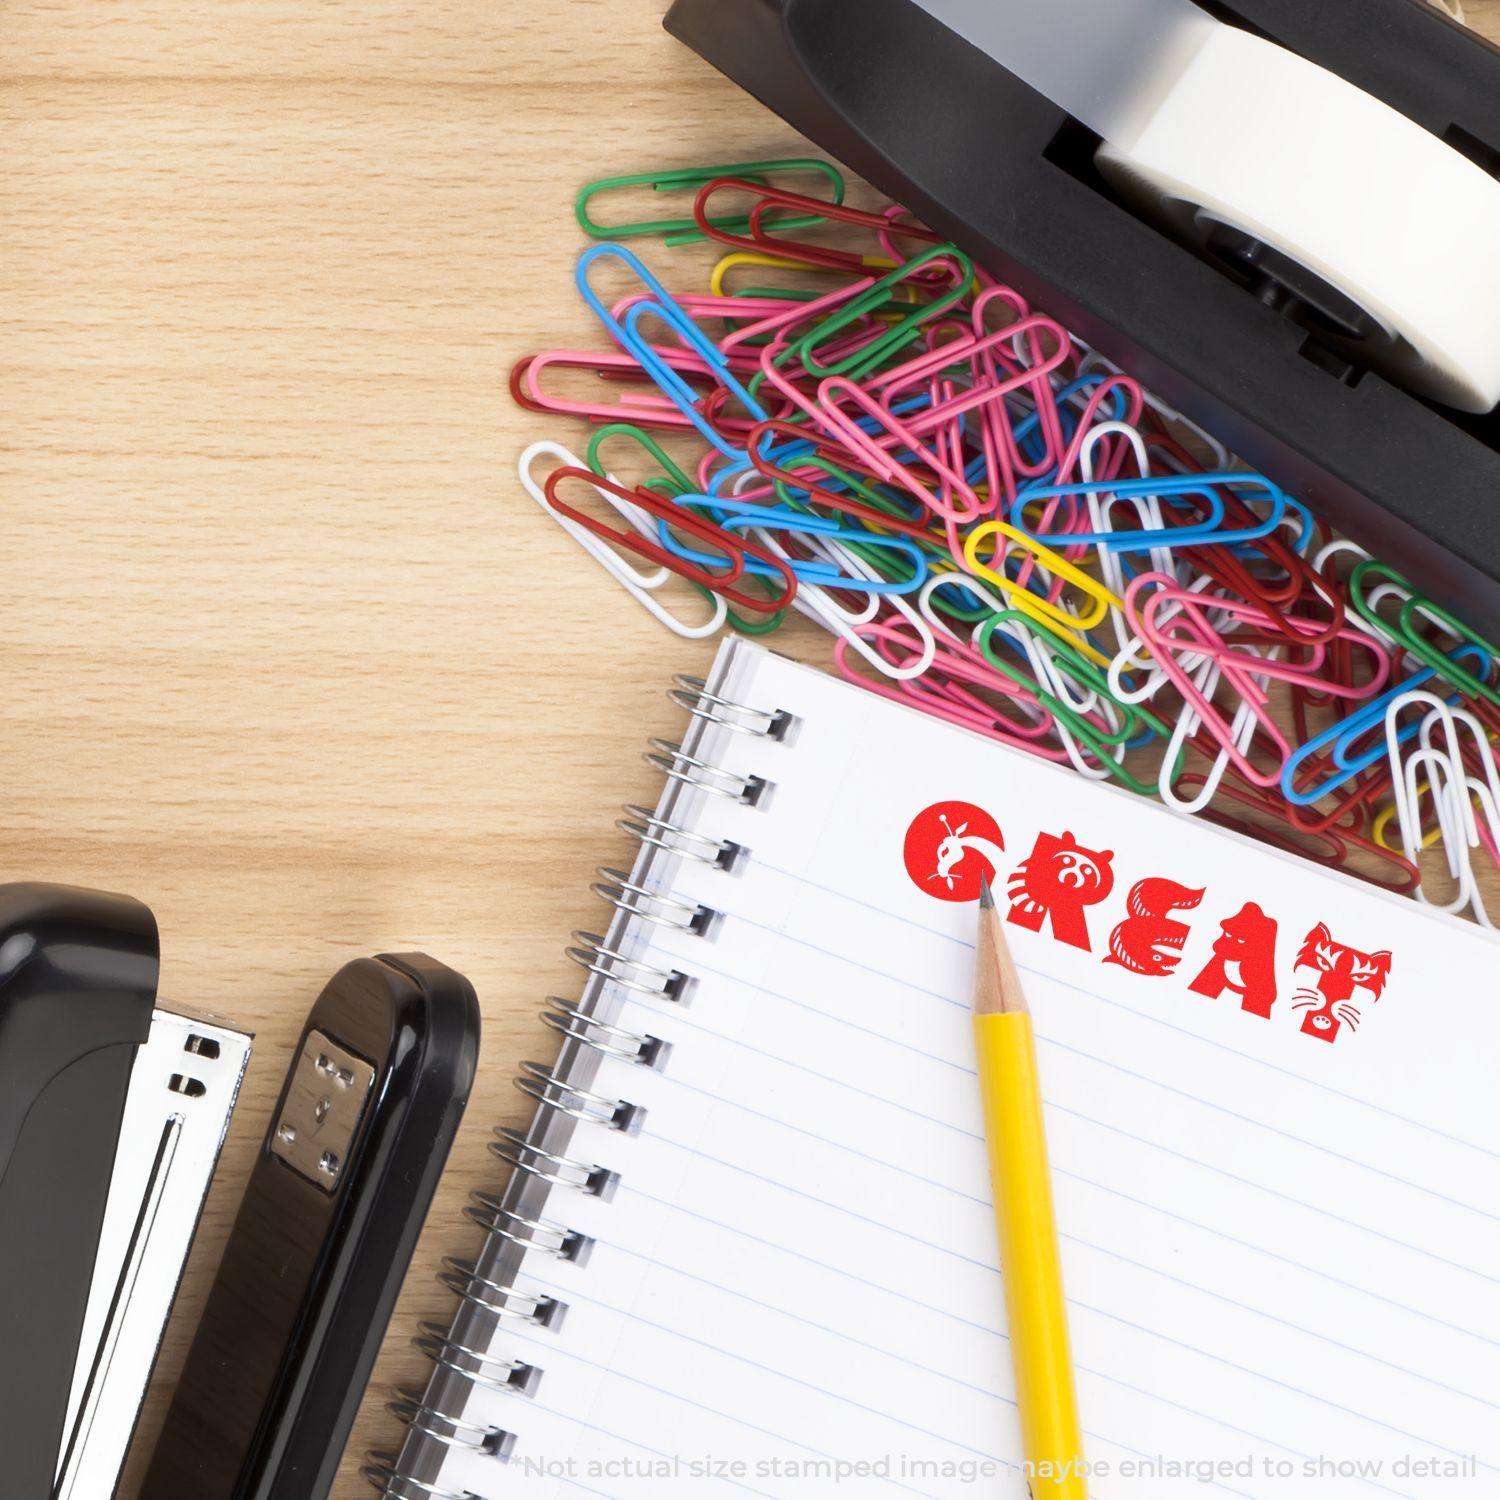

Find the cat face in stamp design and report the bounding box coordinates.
[1292,923,1392,1044]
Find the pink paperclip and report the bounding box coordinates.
[929,373,973,527]
[870,316,1076,544]
[757,339,848,434]
[875,203,952,269]
[970,282,1033,332]
[1002,375,1150,594]
[520,347,713,429]
[721,276,877,360]
[1140,584,1393,700]
[1055,375,1144,478]
[1008,390,1146,576]
[1126,577,1300,787]
[971,285,1071,486]
[816,376,983,523]
[888,323,982,525]
[835,622,1074,758]
[866,318,1071,440]
[606,292,777,375]
[1011,375,1149,566]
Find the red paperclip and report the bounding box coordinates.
[542,467,797,614]
[692,178,942,272]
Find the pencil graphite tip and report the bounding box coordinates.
[973,881,1028,1017]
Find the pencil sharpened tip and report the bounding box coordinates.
[978,875,994,911]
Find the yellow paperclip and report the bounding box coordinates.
[1373,779,1492,853]
[1372,792,1441,852]
[928,559,1111,669]
[710,250,899,299]
[962,522,1122,665]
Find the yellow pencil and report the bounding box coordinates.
[973,878,1088,1499]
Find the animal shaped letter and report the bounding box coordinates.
[1188,902,1279,1018]
[1292,924,1391,1044]
[1105,878,1205,977]
[1006,832,1115,951]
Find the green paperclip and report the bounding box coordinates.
[575,160,845,248]
[976,611,1175,798]
[1350,559,1500,708]
[587,423,696,498]
[792,245,974,381]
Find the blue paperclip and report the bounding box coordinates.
[1096,490,1315,594]
[576,243,768,459]
[1008,472,1291,553]
[1279,644,1491,806]
[656,500,929,595]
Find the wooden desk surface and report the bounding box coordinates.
[4,3,1498,1495]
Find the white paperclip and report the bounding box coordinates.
[1158,647,1263,815]
[916,570,1005,643]
[519,440,728,640]
[745,523,938,681]
[1425,703,1500,927]
[1310,537,1371,580]
[1396,746,1474,919]
[1383,691,1500,924]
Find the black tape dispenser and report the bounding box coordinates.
[665,0,1500,635]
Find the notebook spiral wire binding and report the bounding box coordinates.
[366,674,787,1500]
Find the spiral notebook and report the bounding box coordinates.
[380,638,1500,1500]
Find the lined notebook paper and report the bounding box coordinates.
[413,638,1500,1500]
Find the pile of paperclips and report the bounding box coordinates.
[514,159,1500,922]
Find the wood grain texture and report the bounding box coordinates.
[2,3,1497,1496]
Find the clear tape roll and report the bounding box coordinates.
[1096,25,1500,413]
[913,0,1500,412]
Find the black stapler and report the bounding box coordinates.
[0,882,249,1500]
[0,883,158,1497]
[141,954,480,1500]
[665,0,1500,635]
